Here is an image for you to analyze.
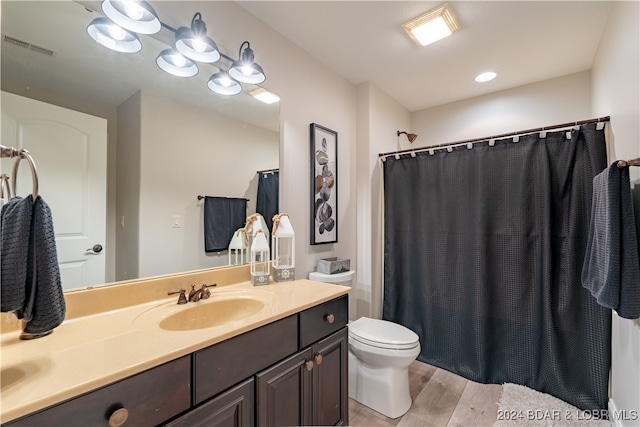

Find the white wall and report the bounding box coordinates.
[411,71,592,146]
[356,82,411,319]
[115,92,141,281]
[197,2,359,280]
[591,2,640,424]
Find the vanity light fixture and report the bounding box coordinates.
[156,49,199,77]
[207,70,242,95]
[86,2,267,96]
[229,41,266,84]
[475,71,497,83]
[174,12,220,63]
[101,0,161,35]
[250,88,280,105]
[87,17,142,53]
[403,4,458,47]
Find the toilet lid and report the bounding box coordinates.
[348,317,419,350]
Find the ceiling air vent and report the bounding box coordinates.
[2,34,56,57]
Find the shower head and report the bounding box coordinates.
[397,130,418,143]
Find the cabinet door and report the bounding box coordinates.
[312,328,348,426]
[165,378,254,427]
[256,348,313,427]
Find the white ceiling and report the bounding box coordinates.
[1,1,612,119]
[238,1,612,112]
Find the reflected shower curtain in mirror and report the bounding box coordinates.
[257,170,279,232]
[382,123,610,411]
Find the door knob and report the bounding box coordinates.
[87,244,103,253]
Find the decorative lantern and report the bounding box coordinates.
[250,230,270,285]
[228,228,248,265]
[244,213,270,248]
[271,213,295,282]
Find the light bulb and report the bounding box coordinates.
[108,24,127,41]
[123,1,144,20]
[193,39,207,53]
[241,65,253,76]
[172,53,186,67]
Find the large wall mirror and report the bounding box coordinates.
[1,1,280,291]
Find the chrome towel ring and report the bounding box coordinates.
[0,145,39,201]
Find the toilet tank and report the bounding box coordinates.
[309,270,355,286]
[309,270,355,320]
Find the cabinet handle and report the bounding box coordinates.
[314,354,323,365]
[305,360,314,371]
[325,313,335,324]
[108,407,129,427]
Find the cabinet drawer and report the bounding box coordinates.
[194,314,298,405]
[6,356,190,427]
[299,295,348,348]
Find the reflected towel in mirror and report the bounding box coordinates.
[204,197,247,252]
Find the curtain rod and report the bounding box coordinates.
[378,116,610,158]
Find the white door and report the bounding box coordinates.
[1,91,107,290]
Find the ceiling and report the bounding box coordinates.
[237,1,612,112]
[1,1,612,118]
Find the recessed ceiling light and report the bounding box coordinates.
[475,71,497,83]
[250,88,280,104]
[403,4,458,47]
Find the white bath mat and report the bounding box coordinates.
[494,383,610,427]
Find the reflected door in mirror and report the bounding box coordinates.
[1,92,107,290]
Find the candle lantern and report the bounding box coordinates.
[228,228,248,265]
[250,230,270,285]
[244,213,270,248]
[271,213,295,282]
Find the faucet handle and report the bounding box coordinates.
[168,289,187,304]
[200,284,212,299]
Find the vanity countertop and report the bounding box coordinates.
[0,279,350,423]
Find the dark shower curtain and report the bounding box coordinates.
[256,170,279,232]
[383,123,611,411]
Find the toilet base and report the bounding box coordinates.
[348,351,413,419]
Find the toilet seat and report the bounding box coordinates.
[349,317,419,350]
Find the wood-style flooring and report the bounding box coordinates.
[349,360,502,427]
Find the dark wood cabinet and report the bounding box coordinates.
[193,315,298,405]
[165,378,254,427]
[256,328,348,427]
[312,328,348,426]
[256,347,313,427]
[5,357,191,427]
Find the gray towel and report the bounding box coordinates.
[204,197,247,252]
[1,196,32,312]
[1,196,66,333]
[582,162,640,319]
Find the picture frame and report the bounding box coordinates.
[310,123,338,245]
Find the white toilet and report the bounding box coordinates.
[348,317,420,419]
[308,270,420,419]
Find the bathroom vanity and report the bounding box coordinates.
[0,270,349,427]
